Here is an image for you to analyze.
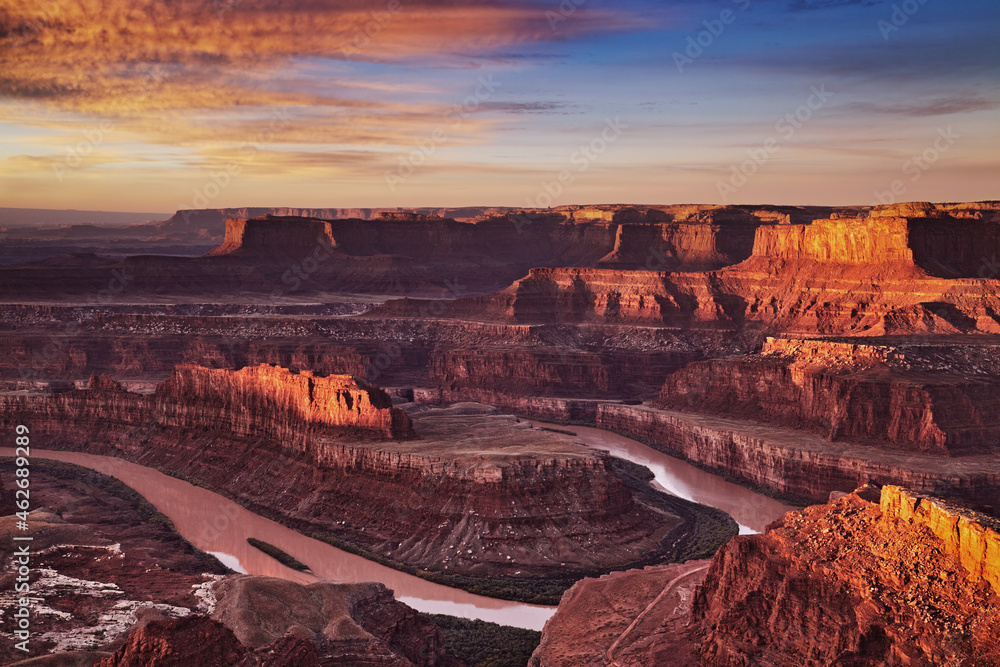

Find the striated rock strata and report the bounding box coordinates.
[693,486,1000,665]
[376,202,1000,336]
[595,402,1000,508]
[156,364,415,440]
[658,336,1000,455]
[530,485,1000,665]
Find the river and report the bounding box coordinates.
[3,426,794,631]
[527,422,798,534]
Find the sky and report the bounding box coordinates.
[0,0,997,212]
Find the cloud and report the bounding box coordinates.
[837,96,1000,118]
[0,0,642,114]
[477,101,584,115]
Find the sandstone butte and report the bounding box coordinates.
[530,485,1000,666]
[377,202,1000,331]
[0,364,714,584]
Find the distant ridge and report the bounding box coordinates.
[0,208,171,228]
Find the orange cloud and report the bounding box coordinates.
[0,0,639,114]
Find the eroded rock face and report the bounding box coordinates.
[95,577,461,666]
[528,561,710,667]
[156,364,415,440]
[595,402,1000,508]
[378,204,1000,335]
[0,364,413,443]
[96,616,250,667]
[879,486,1000,596]
[429,346,700,402]
[657,337,1000,455]
[693,486,1000,666]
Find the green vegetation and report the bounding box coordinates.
[247,537,310,571]
[304,530,574,605]
[539,426,577,436]
[610,456,738,562]
[421,613,541,667]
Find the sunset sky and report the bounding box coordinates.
[0,0,997,212]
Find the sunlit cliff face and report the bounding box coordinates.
[0,0,998,210]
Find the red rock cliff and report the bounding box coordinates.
[657,337,1000,454]
[693,486,1000,666]
[156,364,414,440]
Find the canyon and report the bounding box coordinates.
[0,365,735,598]
[529,485,1000,666]
[2,200,1000,664]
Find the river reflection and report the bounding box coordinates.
[526,422,799,534]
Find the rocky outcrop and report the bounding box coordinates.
[162,206,515,237]
[880,486,1000,595]
[205,216,335,257]
[1,364,413,441]
[0,459,231,664]
[693,486,1000,665]
[412,267,746,327]
[429,346,700,402]
[0,327,373,383]
[211,577,459,666]
[371,203,1000,335]
[95,577,462,666]
[97,616,252,667]
[212,577,461,667]
[528,561,710,666]
[657,337,1000,455]
[156,364,414,439]
[596,403,1000,508]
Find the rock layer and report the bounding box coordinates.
[528,561,710,666]
[595,403,1000,508]
[657,337,1000,455]
[156,364,414,439]
[693,486,1000,665]
[378,203,1000,335]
